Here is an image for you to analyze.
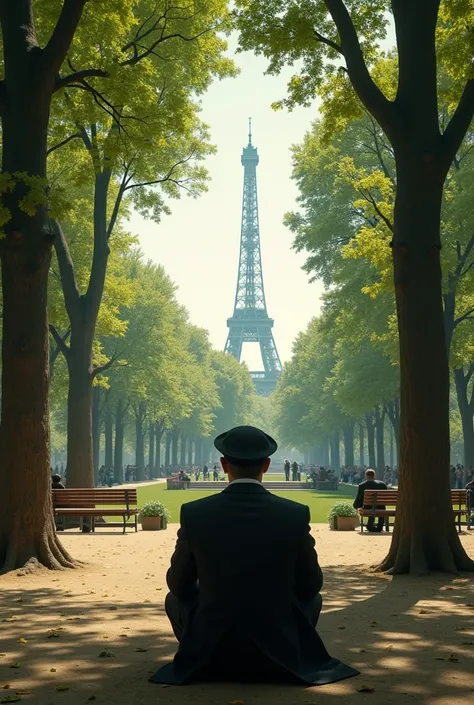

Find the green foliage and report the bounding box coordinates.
[140,500,170,519]
[327,501,358,521]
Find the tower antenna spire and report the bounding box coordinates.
[248,117,252,144]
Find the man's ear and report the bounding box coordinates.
[220,457,229,474]
[262,458,271,475]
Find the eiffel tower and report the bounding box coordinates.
[225,121,282,396]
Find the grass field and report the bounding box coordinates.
[136,483,357,523]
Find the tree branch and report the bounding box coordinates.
[442,78,474,166]
[50,219,81,325]
[358,188,393,232]
[313,29,342,53]
[55,68,109,92]
[43,0,88,74]
[50,328,71,373]
[324,0,394,131]
[93,353,119,379]
[47,132,82,155]
[49,324,71,360]
[454,307,474,328]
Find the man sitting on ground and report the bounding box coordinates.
[353,469,387,532]
[150,425,358,686]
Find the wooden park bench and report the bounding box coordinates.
[52,488,139,534]
[359,489,471,534]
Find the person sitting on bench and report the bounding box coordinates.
[150,425,359,686]
[353,469,387,532]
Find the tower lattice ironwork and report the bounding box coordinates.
[225,121,282,396]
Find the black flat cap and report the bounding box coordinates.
[214,425,278,460]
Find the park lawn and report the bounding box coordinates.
[136,483,357,523]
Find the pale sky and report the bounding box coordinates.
[130,38,324,370]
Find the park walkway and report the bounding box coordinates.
[0,526,473,705]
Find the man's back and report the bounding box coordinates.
[167,483,322,612]
[353,478,387,508]
[152,482,357,686]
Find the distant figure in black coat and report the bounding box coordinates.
[150,426,358,687]
[353,469,387,532]
[284,459,290,481]
[52,473,65,490]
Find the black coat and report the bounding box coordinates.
[353,479,388,509]
[150,482,359,685]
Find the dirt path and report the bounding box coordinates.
[1,526,473,705]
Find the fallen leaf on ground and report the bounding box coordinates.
[337,626,345,630]
[108,607,117,611]
[135,648,148,653]
[50,668,57,673]
[98,650,115,658]
[1,686,10,690]
[455,626,466,631]
[357,685,375,693]
[144,599,151,604]
[385,645,393,650]
[102,635,109,639]
[56,686,70,692]
[9,665,19,670]
[1,696,22,703]
[14,692,31,696]
[16,640,27,646]
[358,649,367,653]
[461,641,474,645]
[419,610,429,614]
[87,697,96,701]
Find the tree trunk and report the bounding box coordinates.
[195,437,202,465]
[180,432,187,466]
[105,404,113,471]
[148,423,155,479]
[65,341,94,487]
[331,430,340,471]
[92,386,102,486]
[0,3,84,572]
[114,399,125,484]
[386,398,401,455]
[342,422,355,467]
[454,367,474,467]
[375,405,385,479]
[171,428,179,467]
[134,403,146,482]
[389,424,394,470]
[359,422,365,467]
[378,162,474,574]
[365,412,376,469]
[187,436,194,466]
[155,425,163,475]
[165,431,171,468]
[322,437,330,466]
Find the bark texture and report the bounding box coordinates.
[0,0,86,571]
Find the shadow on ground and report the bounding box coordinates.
[0,539,473,705]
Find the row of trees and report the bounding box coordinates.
[0,0,237,573]
[50,244,256,487]
[277,70,474,474]
[234,0,474,573]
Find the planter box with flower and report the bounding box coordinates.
[140,501,170,531]
[328,502,359,531]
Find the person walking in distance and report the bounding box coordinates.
[284,458,290,481]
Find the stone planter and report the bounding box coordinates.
[335,516,358,531]
[141,515,162,531]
